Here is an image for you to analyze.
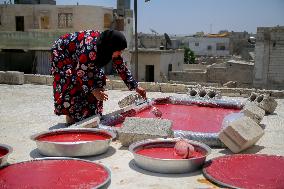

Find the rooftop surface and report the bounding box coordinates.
[0,84,284,189]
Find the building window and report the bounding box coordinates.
[195,42,199,46]
[216,43,226,50]
[15,16,24,31]
[40,16,50,29]
[58,13,73,28]
[207,45,212,50]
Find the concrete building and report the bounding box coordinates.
[188,35,230,57]
[0,1,133,75]
[253,26,284,89]
[169,60,254,88]
[229,31,255,61]
[130,49,184,82]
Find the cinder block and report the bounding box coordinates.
[105,79,112,90]
[118,117,173,146]
[138,82,160,92]
[173,84,187,93]
[241,103,265,124]
[0,71,5,83]
[46,75,53,86]
[218,116,264,153]
[24,74,46,85]
[160,83,175,93]
[70,115,100,128]
[112,80,128,90]
[257,95,278,114]
[4,71,24,85]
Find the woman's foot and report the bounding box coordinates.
[66,115,75,126]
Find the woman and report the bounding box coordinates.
[51,29,146,124]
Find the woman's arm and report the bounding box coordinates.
[112,55,146,99]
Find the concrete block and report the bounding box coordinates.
[223,81,237,88]
[112,80,128,90]
[118,117,173,146]
[218,116,264,153]
[138,82,160,92]
[69,115,100,128]
[4,71,24,85]
[46,75,53,86]
[0,71,5,84]
[269,90,284,98]
[173,84,187,93]
[24,74,46,85]
[160,83,175,93]
[241,103,265,124]
[105,79,113,90]
[256,95,278,114]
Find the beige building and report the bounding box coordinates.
[130,49,184,82]
[253,26,284,89]
[0,4,113,32]
[0,2,133,74]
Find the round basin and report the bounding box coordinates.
[129,138,211,174]
[31,128,116,157]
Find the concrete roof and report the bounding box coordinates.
[1,84,284,189]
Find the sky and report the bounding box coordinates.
[7,0,284,35]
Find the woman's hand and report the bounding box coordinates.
[92,88,108,101]
[136,86,146,99]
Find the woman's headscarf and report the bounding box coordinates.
[96,30,127,67]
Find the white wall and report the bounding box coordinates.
[131,49,184,82]
[188,37,230,56]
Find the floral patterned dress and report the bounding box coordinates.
[51,30,138,122]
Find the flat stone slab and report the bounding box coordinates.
[118,117,173,146]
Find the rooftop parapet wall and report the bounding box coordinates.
[0,31,67,50]
[18,74,284,98]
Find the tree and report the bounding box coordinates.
[183,47,196,64]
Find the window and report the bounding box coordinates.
[58,13,73,28]
[195,42,199,46]
[40,16,50,29]
[104,13,112,28]
[216,43,226,50]
[207,45,212,50]
[15,16,24,31]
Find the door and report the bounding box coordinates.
[145,65,154,82]
[15,16,24,31]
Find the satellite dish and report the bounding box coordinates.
[150,28,158,35]
[164,33,172,49]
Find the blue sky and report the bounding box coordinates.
[51,0,284,34]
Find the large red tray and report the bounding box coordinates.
[203,154,284,189]
[0,158,110,189]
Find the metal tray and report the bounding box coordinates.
[0,157,111,189]
[31,128,116,157]
[0,143,13,167]
[129,138,211,174]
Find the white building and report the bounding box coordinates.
[188,36,230,57]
